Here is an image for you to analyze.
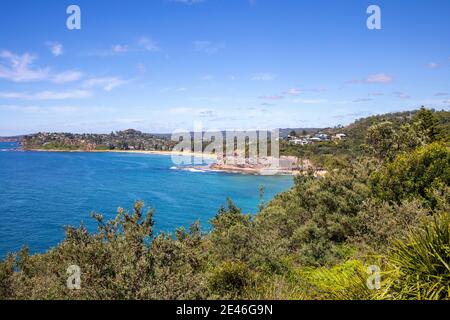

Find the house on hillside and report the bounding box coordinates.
[333,133,347,141]
[315,133,330,141]
[289,138,309,146]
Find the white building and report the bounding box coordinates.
[334,133,347,141]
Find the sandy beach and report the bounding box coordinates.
[26,148,219,160]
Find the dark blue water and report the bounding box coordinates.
[0,142,293,258]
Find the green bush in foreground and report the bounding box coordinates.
[381,211,450,300]
[370,142,450,208]
[0,202,208,300]
[208,261,253,299]
[299,259,373,300]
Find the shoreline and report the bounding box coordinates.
[187,164,327,177]
[23,148,327,176]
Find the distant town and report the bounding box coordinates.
[286,131,347,146]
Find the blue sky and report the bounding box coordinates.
[0,0,449,135]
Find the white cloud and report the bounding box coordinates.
[284,88,303,96]
[0,90,92,100]
[349,74,393,84]
[112,44,128,54]
[259,95,284,100]
[353,98,373,103]
[426,62,439,69]
[139,37,160,52]
[365,73,393,84]
[161,87,188,93]
[0,105,41,112]
[0,50,84,84]
[52,70,83,84]
[46,42,63,57]
[251,73,276,81]
[0,51,49,82]
[393,91,411,99]
[87,41,154,56]
[85,44,131,57]
[83,77,126,91]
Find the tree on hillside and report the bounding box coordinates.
[365,121,397,160]
[413,107,442,142]
[370,142,450,208]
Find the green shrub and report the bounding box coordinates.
[350,198,429,254]
[382,212,450,300]
[299,259,374,300]
[208,261,253,299]
[370,142,450,207]
[0,254,15,299]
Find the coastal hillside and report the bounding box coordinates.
[22,129,177,151]
[0,135,23,143]
[341,109,450,145]
[281,108,450,168]
[1,107,449,300]
[21,108,450,157]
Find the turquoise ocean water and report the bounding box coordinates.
[0,142,293,258]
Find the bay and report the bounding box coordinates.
[0,142,293,258]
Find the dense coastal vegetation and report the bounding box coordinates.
[281,108,450,168]
[22,129,176,151]
[1,107,449,300]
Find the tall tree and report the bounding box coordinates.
[413,107,441,142]
[365,121,397,160]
